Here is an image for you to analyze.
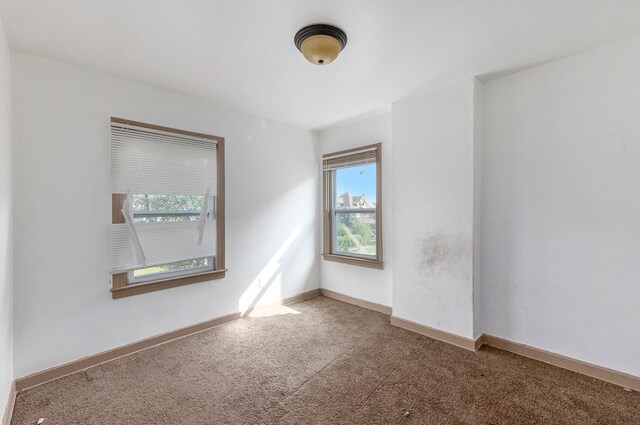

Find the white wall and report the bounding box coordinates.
[472,81,484,339]
[0,18,12,421]
[11,52,320,378]
[482,36,640,376]
[391,79,478,339]
[317,114,393,307]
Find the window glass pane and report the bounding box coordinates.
[334,163,376,257]
[335,211,377,256]
[133,257,211,279]
[131,194,205,222]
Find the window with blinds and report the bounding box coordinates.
[109,118,226,298]
[322,143,383,269]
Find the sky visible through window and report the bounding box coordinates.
[336,163,376,205]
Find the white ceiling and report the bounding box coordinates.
[2,1,640,130]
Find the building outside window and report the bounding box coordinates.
[322,143,383,269]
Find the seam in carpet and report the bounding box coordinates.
[350,361,402,421]
[249,353,346,425]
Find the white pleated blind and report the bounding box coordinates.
[110,119,218,273]
[111,123,217,196]
[322,146,377,171]
[110,221,217,273]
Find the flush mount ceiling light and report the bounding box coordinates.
[294,24,347,65]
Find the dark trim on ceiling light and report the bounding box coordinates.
[294,24,348,51]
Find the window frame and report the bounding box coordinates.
[110,117,226,299]
[322,143,383,269]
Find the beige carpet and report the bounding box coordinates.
[11,296,639,424]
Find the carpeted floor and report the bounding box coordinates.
[11,296,640,424]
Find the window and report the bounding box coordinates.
[109,118,225,298]
[322,143,383,269]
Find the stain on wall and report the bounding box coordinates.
[419,233,470,275]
